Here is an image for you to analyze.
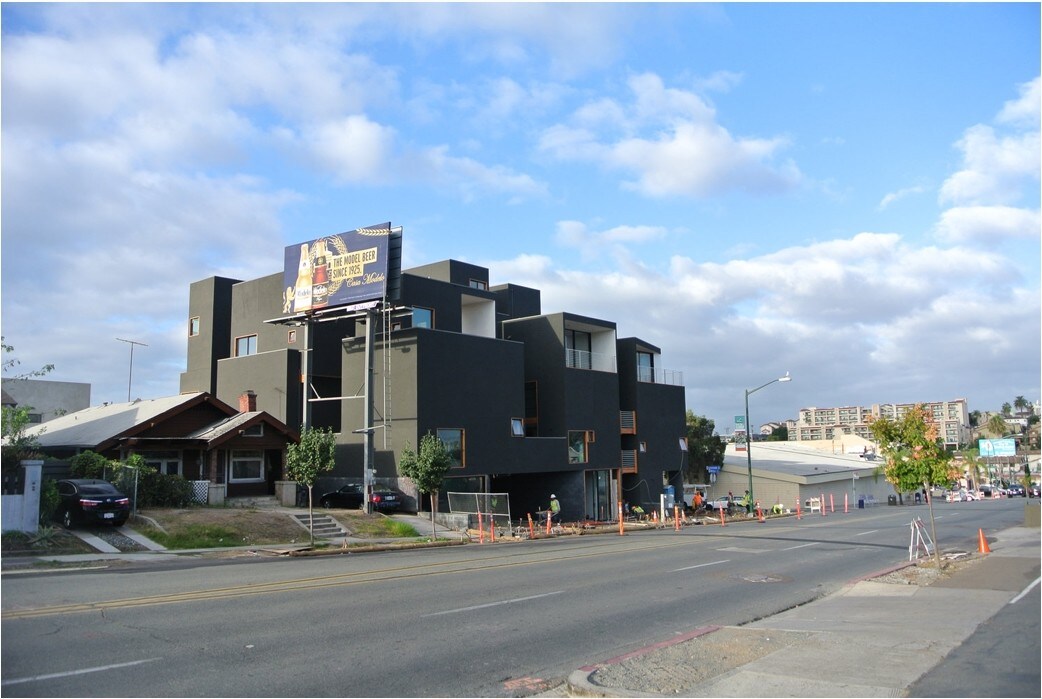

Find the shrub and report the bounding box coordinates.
[38,478,60,524]
[69,451,113,479]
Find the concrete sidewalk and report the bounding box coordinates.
[566,525,1041,698]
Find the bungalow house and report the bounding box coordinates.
[24,391,297,503]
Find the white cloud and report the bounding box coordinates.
[878,185,926,210]
[538,72,802,198]
[300,116,398,184]
[934,206,1041,244]
[939,125,1040,206]
[996,76,1041,127]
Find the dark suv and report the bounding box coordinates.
[55,479,131,528]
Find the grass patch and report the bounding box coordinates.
[137,523,242,549]
[386,520,420,537]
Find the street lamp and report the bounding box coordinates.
[744,372,791,508]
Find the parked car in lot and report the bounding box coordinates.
[1006,484,1026,497]
[319,482,401,512]
[55,479,130,528]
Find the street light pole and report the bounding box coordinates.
[745,372,791,507]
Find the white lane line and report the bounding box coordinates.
[673,559,730,572]
[856,530,879,536]
[422,590,564,617]
[780,542,820,551]
[1010,577,1041,604]
[2,658,162,686]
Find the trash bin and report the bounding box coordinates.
[858,497,865,509]
[887,494,897,506]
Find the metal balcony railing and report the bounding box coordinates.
[637,366,684,386]
[565,348,616,373]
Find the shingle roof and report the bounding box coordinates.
[25,393,213,448]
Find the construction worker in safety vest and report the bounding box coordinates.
[549,494,561,523]
[741,490,752,514]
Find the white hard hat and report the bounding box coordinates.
[550,494,556,498]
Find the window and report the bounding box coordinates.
[141,450,182,476]
[243,423,264,437]
[437,428,465,468]
[287,329,297,344]
[568,430,590,463]
[230,450,264,482]
[565,329,592,369]
[189,317,200,337]
[235,334,258,357]
[413,307,433,329]
[510,418,524,437]
[637,351,654,382]
[469,279,488,290]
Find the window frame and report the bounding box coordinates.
[234,334,258,357]
[436,428,465,469]
[189,316,200,337]
[229,449,265,483]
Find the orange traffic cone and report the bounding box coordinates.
[977,528,991,554]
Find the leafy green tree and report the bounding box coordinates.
[766,425,789,442]
[683,412,726,483]
[1,405,44,465]
[1,339,54,471]
[399,431,452,535]
[285,426,336,545]
[869,404,957,569]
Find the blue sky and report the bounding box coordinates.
[2,3,1039,432]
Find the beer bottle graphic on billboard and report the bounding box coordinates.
[293,243,313,313]
[311,239,329,309]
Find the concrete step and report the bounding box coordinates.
[290,513,346,538]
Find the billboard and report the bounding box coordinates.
[978,438,1016,457]
[282,223,396,315]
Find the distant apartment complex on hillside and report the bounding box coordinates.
[790,399,970,449]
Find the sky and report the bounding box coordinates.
[2,3,1039,435]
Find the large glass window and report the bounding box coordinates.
[568,430,590,463]
[230,450,264,482]
[234,334,257,357]
[565,329,592,369]
[637,351,654,382]
[437,428,465,468]
[413,307,433,329]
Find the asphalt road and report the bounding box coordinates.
[1,498,1030,697]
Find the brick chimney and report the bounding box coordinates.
[239,390,257,413]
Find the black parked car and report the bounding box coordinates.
[1006,484,1026,497]
[319,482,401,512]
[55,479,130,528]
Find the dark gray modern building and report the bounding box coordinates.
[180,255,686,522]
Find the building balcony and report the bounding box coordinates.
[566,348,616,373]
[637,366,684,386]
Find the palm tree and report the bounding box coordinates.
[1001,402,1012,416]
[986,413,1008,438]
[1014,396,1029,415]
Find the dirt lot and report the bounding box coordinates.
[135,507,309,545]
[133,506,409,546]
